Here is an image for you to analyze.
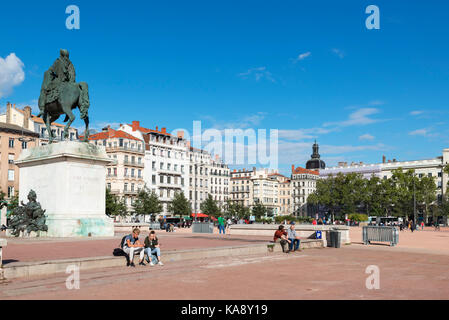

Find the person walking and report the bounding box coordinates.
[217,215,226,235]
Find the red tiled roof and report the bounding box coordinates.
[291,166,319,175]
[82,128,142,141]
[128,121,175,137]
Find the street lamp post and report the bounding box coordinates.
[194,163,206,222]
[413,173,417,224]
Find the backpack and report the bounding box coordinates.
[120,235,128,249]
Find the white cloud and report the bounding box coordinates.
[238,67,275,82]
[359,133,375,141]
[291,51,311,63]
[410,110,424,116]
[409,129,429,136]
[324,108,382,127]
[332,48,345,59]
[0,53,25,98]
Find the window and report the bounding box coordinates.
[9,138,14,148]
[107,183,111,190]
[124,183,128,191]
[113,168,117,176]
[152,175,156,185]
[124,168,128,177]
[22,141,27,149]
[8,154,14,164]
[131,169,135,177]
[138,169,142,178]
[7,186,14,198]
[8,169,15,181]
[119,139,123,147]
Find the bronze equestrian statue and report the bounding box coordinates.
[38,49,90,143]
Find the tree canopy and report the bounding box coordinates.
[308,168,438,221]
[168,191,191,217]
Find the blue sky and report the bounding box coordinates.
[1,0,449,175]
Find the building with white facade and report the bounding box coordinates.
[291,165,319,217]
[119,121,189,217]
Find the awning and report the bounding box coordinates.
[191,213,209,218]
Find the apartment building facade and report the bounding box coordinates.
[86,127,145,211]
[0,123,39,201]
[120,121,189,217]
[291,166,319,217]
[230,168,256,208]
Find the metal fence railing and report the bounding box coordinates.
[363,226,399,246]
[192,222,214,233]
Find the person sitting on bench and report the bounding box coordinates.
[144,230,164,266]
[287,222,301,252]
[273,225,291,253]
[123,228,145,267]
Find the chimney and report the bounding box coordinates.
[6,102,12,124]
[292,164,295,172]
[382,155,386,163]
[161,127,166,134]
[186,141,191,148]
[23,106,32,129]
[177,130,184,139]
[132,121,140,131]
[155,126,159,132]
[388,160,391,163]
[102,125,110,132]
[393,158,397,162]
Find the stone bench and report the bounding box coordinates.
[230,224,351,247]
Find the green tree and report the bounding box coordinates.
[105,188,128,218]
[7,191,19,215]
[168,191,191,218]
[348,213,368,222]
[415,175,437,222]
[132,186,163,221]
[200,194,221,217]
[252,201,267,219]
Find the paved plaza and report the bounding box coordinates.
[1,226,449,300]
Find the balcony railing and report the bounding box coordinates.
[123,160,144,167]
[106,146,145,154]
[123,190,138,195]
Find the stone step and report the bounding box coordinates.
[1,240,323,280]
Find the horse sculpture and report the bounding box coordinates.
[41,80,90,143]
[38,49,90,143]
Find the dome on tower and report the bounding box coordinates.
[306,140,326,170]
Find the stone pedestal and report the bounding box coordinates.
[15,141,114,237]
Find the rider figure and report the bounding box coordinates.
[37,49,76,117]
